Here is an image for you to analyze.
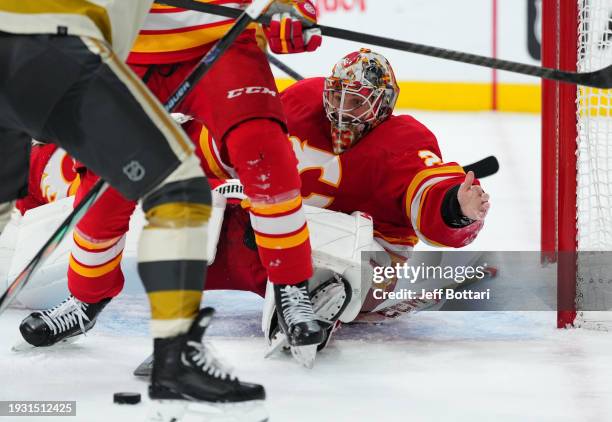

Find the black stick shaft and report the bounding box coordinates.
[162,0,612,89]
[267,53,305,80]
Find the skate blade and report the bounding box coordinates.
[11,335,81,353]
[290,344,318,369]
[264,331,289,359]
[266,332,318,368]
[133,353,154,377]
[146,399,268,422]
[11,340,35,353]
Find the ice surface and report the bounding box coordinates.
[2,111,611,422]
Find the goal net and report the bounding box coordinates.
[542,0,612,329]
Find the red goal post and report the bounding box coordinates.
[542,0,612,329]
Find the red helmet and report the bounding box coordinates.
[323,48,399,154]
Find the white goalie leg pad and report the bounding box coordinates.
[303,206,385,322]
[309,274,352,323]
[7,189,228,309]
[3,198,74,309]
[262,205,387,328]
[261,206,380,335]
[0,206,22,294]
[0,201,15,233]
[208,181,380,324]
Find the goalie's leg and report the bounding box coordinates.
[18,173,134,348]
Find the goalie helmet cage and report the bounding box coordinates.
[542,0,612,329]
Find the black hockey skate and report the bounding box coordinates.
[18,295,110,348]
[273,281,325,347]
[267,275,351,366]
[147,307,267,422]
[269,281,324,368]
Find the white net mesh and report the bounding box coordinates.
[576,0,612,326]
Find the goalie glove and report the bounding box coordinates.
[264,0,322,54]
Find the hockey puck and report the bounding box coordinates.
[113,392,141,405]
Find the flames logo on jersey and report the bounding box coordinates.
[40,149,79,203]
[289,136,341,208]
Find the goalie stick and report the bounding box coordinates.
[464,155,499,179]
[0,0,274,317]
[266,54,500,180]
[163,0,612,89]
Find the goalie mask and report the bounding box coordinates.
[323,48,399,154]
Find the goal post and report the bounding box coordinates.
[542,0,612,328]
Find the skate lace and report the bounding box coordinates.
[186,340,236,381]
[280,285,317,326]
[38,296,90,336]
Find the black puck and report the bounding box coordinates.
[113,392,141,405]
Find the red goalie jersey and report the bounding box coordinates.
[202,77,484,257]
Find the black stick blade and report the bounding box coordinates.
[463,156,499,179]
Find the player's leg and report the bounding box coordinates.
[54,62,189,315]
[182,32,323,348]
[39,36,209,338]
[20,64,200,347]
[225,120,326,347]
[67,169,136,303]
[1,33,263,405]
[18,168,137,347]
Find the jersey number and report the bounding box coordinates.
[418,150,442,167]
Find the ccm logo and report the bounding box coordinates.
[227,86,277,99]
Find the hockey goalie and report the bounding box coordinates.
[0,49,490,367]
